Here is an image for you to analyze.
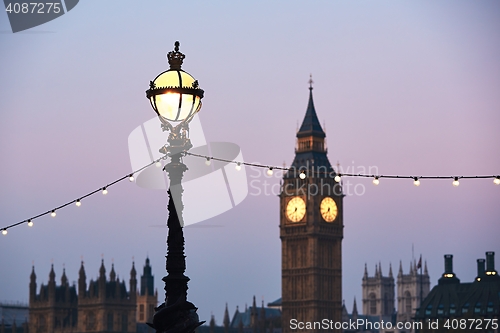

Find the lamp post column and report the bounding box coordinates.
[163,152,189,307]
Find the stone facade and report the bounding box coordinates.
[28,258,157,333]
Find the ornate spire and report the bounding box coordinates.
[424,260,428,275]
[99,259,106,280]
[110,263,116,282]
[379,262,383,276]
[352,297,358,316]
[30,265,36,283]
[223,303,230,330]
[389,263,393,278]
[49,264,55,283]
[297,77,325,139]
[61,267,68,286]
[398,260,403,276]
[363,263,368,279]
[78,261,86,294]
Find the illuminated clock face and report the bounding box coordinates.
[320,197,338,222]
[286,197,306,222]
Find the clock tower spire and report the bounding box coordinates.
[280,80,343,333]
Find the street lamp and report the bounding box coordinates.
[146,41,205,333]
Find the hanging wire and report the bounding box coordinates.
[1,151,498,235]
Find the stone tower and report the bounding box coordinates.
[362,263,395,316]
[136,257,158,324]
[396,259,430,323]
[280,80,343,332]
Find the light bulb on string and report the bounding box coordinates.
[373,176,380,185]
[205,157,211,166]
[129,174,135,182]
[267,167,274,176]
[51,210,56,217]
[334,174,341,182]
[27,220,33,227]
[1,229,7,235]
[299,170,306,180]
[452,177,460,187]
[75,199,81,207]
[494,176,500,185]
[155,161,162,168]
[102,187,108,195]
[413,177,420,187]
[235,162,241,171]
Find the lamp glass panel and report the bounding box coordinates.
[177,94,201,121]
[156,93,181,121]
[154,71,180,88]
[179,71,196,87]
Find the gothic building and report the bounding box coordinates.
[359,260,430,332]
[279,80,343,332]
[28,258,157,333]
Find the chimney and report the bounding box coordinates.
[439,254,460,285]
[486,252,495,272]
[444,255,453,274]
[476,259,486,280]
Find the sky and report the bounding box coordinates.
[1,0,499,325]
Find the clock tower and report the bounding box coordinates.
[280,80,343,333]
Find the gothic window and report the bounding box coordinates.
[121,313,128,332]
[369,293,376,315]
[39,315,46,330]
[107,312,114,331]
[140,304,145,321]
[87,311,96,331]
[405,291,412,314]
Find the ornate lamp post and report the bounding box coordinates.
[146,41,205,333]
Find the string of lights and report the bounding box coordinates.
[2,151,499,235]
[186,151,500,185]
[0,156,168,235]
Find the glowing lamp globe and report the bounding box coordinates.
[146,41,204,123]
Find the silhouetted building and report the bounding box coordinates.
[28,258,157,333]
[415,252,500,333]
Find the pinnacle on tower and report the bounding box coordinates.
[49,264,55,282]
[61,267,68,286]
[99,259,106,280]
[223,303,230,328]
[389,263,393,278]
[110,263,116,281]
[30,265,36,282]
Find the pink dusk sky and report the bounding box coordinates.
[1,1,499,324]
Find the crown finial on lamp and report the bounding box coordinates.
[167,41,185,70]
